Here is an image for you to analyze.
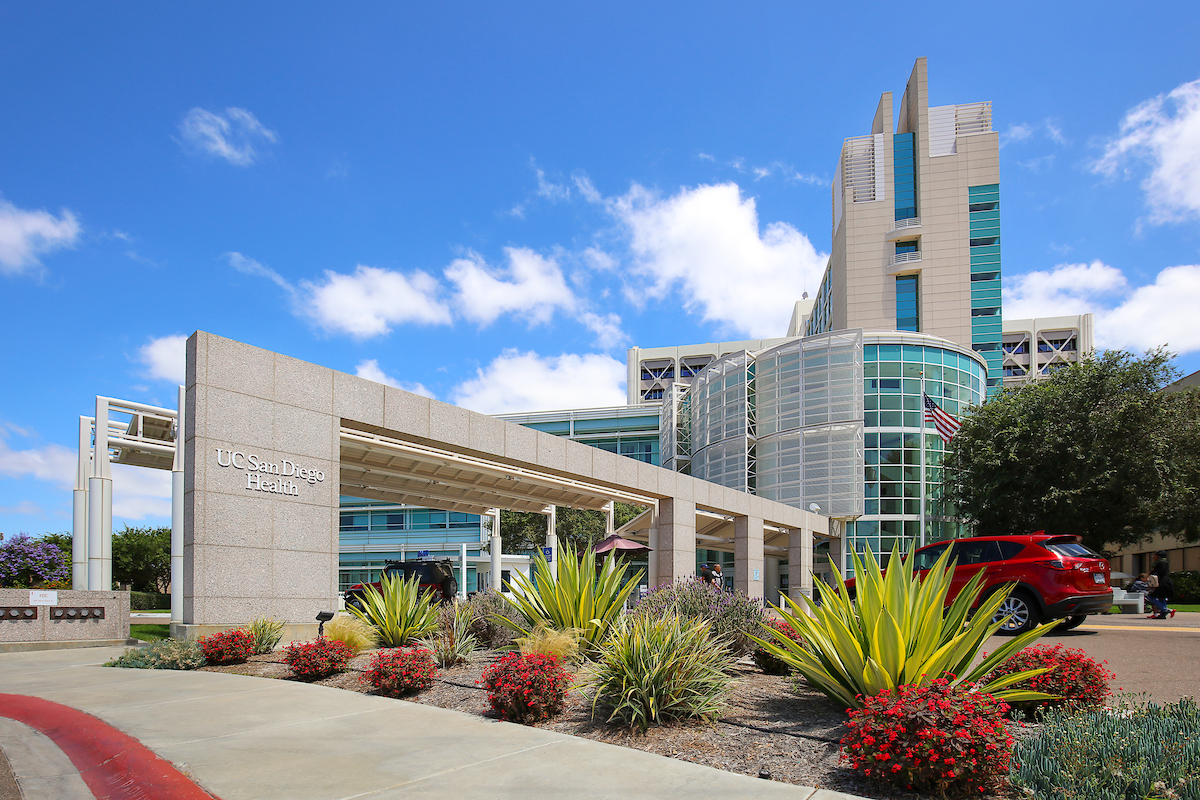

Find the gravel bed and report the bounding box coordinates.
[199,649,1028,799]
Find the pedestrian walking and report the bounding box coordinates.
[1146,551,1176,620]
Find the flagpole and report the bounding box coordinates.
[919,373,926,549]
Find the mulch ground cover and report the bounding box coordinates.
[200,649,1031,799]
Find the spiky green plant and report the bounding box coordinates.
[752,541,1057,709]
[347,571,439,647]
[418,601,480,667]
[585,611,734,732]
[496,547,641,652]
[248,616,286,654]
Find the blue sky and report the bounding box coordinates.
[3,2,1200,536]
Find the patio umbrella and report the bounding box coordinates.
[593,533,651,555]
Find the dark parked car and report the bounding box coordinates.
[845,533,1112,634]
[344,559,458,611]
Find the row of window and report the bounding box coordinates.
[340,508,480,533]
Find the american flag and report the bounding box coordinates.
[923,393,961,443]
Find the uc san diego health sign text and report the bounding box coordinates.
[214,449,325,497]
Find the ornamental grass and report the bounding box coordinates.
[248,616,286,654]
[417,602,480,667]
[633,579,767,656]
[585,610,734,732]
[323,613,379,656]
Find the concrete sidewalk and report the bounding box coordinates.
[0,647,862,800]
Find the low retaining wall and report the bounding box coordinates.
[0,590,130,652]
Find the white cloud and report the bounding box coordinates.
[1093,79,1200,223]
[0,501,42,515]
[227,251,294,295]
[450,349,626,414]
[178,107,278,166]
[110,463,172,521]
[1004,260,1200,354]
[535,169,571,202]
[579,312,626,350]
[0,434,75,488]
[1003,260,1128,320]
[138,334,187,384]
[1000,123,1035,148]
[301,265,451,338]
[609,182,829,338]
[446,247,577,327]
[354,359,435,398]
[0,199,81,276]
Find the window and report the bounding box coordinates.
[969,237,1000,247]
[1046,542,1102,559]
[952,540,1002,564]
[895,240,919,255]
[642,388,664,400]
[968,201,999,212]
[895,274,920,332]
[912,543,950,571]
[971,307,999,316]
[971,271,1000,281]
[1003,341,1028,354]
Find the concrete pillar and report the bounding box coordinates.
[734,515,764,602]
[764,556,780,606]
[603,501,615,537]
[171,386,184,624]
[459,542,468,599]
[656,497,695,585]
[647,514,659,589]
[828,518,847,577]
[72,416,90,590]
[788,525,814,605]
[489,509,502,591]
[87,396,112,590]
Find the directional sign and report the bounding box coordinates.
[542,547,553,562]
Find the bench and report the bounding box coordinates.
[1110,587,1144,614]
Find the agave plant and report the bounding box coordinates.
[347,571,440,647]
[496,547,641,652]
[753,541,1056,709]
[418,601,480,667]
[248,616,286,654]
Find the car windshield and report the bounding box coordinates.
[1046,542,1103,559]
[912,543,950,571]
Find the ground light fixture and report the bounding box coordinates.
[316,610,334,637]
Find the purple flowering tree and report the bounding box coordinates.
[0,534,69,588]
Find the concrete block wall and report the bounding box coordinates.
[0,590,129,650]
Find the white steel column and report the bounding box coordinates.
[459,542,468,600]
[543,505,557,577]
[647,507,659,589]
[72,416,90,590]
[603,501,615,537]
[87,396,113,590]
[488,508,502,591]
[171,385,185,624]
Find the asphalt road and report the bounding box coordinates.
[984,611,1200,703]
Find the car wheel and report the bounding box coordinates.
[441,577,459,602]
[344,594,364,613]
[993,591,1041,635]
[1054,614,1087,632]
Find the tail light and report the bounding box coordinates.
[1035,559,1071,571]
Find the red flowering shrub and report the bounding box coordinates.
[480,652,570,724]
[363,648,437,695]
[283,637,354,680]
[984,644,1115,707]
[840,678,1013,795]
[752,619,807,675]
[197,628,255,664]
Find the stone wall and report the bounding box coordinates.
[0,589,129,651]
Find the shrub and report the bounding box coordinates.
[753,619,806,675]
[753,542,1056,709]
[104,638,206,670]
[586,611,733,732]
[418,602,479,667]
[841,678,1013,796]
[496,548,640,653]
[0,534,68,588]
[463,589,517,650]
[363,647,438,695]
[283,637,354,680]
[1010,695,1200,800]
[197,628,255,664]
[129,591,171,611]
[348,572,440,647]
[481,652,571,724]
[1171,570,1200,604]
[248,616,286,654]
[515,623,579,662]
[634,579,767,656]
[984,644,1115,708]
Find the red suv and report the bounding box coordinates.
[845,534,1112,634]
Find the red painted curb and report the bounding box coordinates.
[0,693,218,800]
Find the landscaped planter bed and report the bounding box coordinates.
[198,648,1031,799]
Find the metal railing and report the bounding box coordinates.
[891,217,921,231]
[888,251,923,266]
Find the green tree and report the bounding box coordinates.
[112,525,171,592]
[36,532,74,556]
[942,348,1200,552]
[500,502,650,555]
